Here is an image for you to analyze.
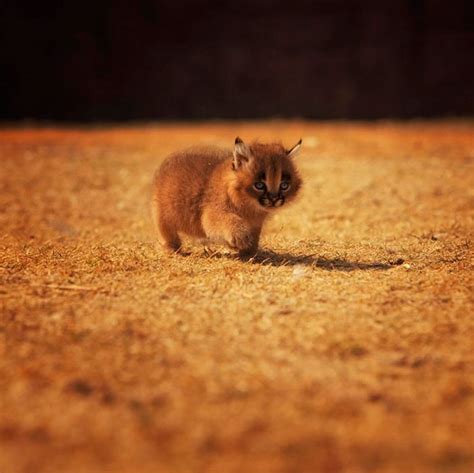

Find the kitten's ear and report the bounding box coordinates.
[233,137,252,170]
[287,139,302,158]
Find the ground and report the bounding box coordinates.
[0,120,473,473]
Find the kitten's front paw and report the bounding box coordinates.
[229,230,258,255]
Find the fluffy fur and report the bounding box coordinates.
[152,137,302,256]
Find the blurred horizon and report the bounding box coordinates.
[2,0,473,121]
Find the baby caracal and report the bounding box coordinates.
[152,137,302,257]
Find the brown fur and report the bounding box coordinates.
[152,138,302,256]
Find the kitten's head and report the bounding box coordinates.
[230,137,302,211]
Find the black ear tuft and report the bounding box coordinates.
[287,139,302,158]
[233,137,252,170]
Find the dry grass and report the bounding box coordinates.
[1,120,473,473]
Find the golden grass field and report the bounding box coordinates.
[1,121,473,473]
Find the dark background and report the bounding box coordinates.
[1,0,473,121]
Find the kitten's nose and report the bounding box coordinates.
[268,192,279,202]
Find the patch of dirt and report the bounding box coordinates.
[1,120,473,473]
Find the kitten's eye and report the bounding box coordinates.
[280,181,290,191]
[254,182,266,191]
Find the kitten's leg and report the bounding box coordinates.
[152,199,182,253]
[232,226,261,258]
[158,220,182,253]
[203,211,260,257]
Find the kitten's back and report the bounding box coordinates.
[153,146,231,238]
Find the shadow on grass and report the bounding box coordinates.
[207,249,403,271]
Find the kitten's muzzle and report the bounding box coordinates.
[260,193,284,208]
[268,192,283,204]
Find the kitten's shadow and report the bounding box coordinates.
[208,249,403,271]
